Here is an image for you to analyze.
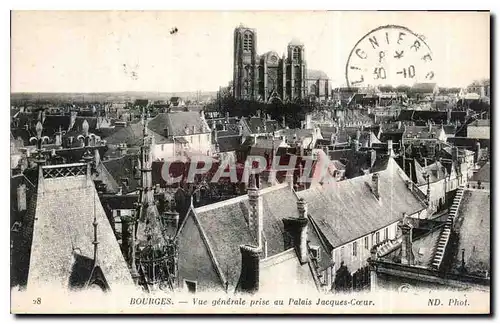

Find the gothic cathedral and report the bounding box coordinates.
[232,25,331,103]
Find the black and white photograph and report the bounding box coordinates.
[9,10,491,314]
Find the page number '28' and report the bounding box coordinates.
[32,297,41,305]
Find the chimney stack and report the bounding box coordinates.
[17,184,27,212]
[398,121,402,129]
[282,198,309,264]
[285,171,294,189]
[237,245,261,294]
[387,139,394,157]
[371,173,380,199]
[475,141,481,164]
[398,215,414,265]
[370,149,377,169]
[247,174,263,248]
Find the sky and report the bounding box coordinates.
[11,11,490,93]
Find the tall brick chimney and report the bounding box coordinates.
[282,198,309,264]
[387,139,394,157]
[371,173,380,199]
[237,245,261,294]
[247,174,263,248]
[17,184,27,212]
[398,215,414,265]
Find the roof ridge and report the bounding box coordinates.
[195,194,249,213]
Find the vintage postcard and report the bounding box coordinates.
[10,10,491,314]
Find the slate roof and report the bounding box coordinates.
[102,155,140,194]
[451,189,490,276]
[297,158,427,249]
[42,115,72,137]
[103,122,171,146]
[27,171,134,290]
[183,183,301,287]
[148,112,211,137]
[241,117,280,134]
[471,162,490,182]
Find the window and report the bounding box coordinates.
[310,246,321,261]
[352,241,358,257]
[384,228,389,240]
[243,32,253,52]
[364,236,369,250]
[375,232,380,244]
[185,280,197,294]
[293,47,300,60]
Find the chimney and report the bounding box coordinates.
[447,109,452,124]
[428,122,432,133]
[17,184,27,212]
[371,173,380,199]
[164,127,170,137]
[398,216,414,265]
[370,149,377,168]
[398,121,402,129]
[237,245,261,294]
[192,125,196,134]
[247,174,263,248]
[475,141,481,164]
[164,208,180,238]
[200,110,205,120]
[387,139,394,157]
[238,125,243,136]
[256,110,261,118]
[352,139,360,152]
[285,171,294,189]
[282,198,309,264]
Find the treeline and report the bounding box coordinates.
[205,96,322,129]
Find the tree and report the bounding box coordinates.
[332,261,353,293]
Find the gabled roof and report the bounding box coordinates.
[178,183,301,288]
[297,158,427,249]
[27,169,134,291]
[148,112,211,137]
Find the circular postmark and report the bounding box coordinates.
[345,25,435,88]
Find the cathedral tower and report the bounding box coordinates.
[233,25,258,100]
[286,39,307,101]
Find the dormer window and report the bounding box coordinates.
[310,245,321,261]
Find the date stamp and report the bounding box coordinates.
[345,25,435,88]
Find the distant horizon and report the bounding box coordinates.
[11,11,489,93]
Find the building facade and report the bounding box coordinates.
[232,25,330,103]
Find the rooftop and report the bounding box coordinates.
[297,158,427,249]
